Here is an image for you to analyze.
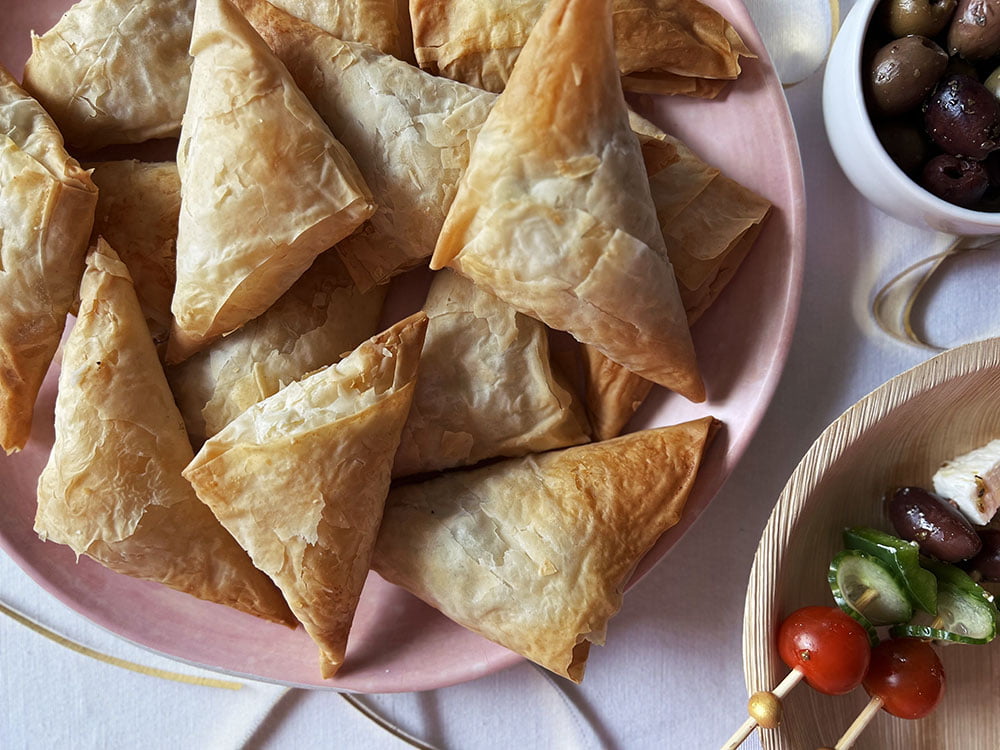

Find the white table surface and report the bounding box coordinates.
[5,1,1000,748]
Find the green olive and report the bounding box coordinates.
[985,65,1000,98]
[883,0,958,37]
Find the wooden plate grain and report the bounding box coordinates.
[743,338,1000,750]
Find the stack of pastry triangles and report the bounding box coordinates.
[0,0,775,682]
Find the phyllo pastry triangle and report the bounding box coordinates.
[22,0,414,150]
[35,239,295,626]
[581,124,771,440]
[167,0,375,362]
[88,161,181,355]
[275,0,414,61]
[22,0,195,150]
[235,0,495,290]
[393,269,589,478]
[430,0,703,402]
[0,65,98,454]
[374,416,717,681]
[168,251,387,447]
[409,0,753,96]
[183,312,429,678]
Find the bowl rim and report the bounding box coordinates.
[827,0,1000,226]
[741,336,1000,740]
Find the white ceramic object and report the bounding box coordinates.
[823,0,1000,235]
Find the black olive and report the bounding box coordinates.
[887,486,983,561]
[924,73,1000,159]
[921,153,990,205]
[877,120,930,174]
[948,0,1000,60]
[968,529,1000,580]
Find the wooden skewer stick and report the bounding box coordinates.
[833,694,883,750]
[721,669,805,750]
[853,587,879,611]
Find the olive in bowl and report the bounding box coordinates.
[824,0,1000,232]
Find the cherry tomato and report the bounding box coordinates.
[863,637,945,719]
[777,606,871,695]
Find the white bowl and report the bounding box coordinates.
[823,0,1000,235]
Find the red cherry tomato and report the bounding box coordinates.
[777,606,871,695]
[863,637,945,719]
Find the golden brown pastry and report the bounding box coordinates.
[393,269,589,478]
[238,1,712,291]
[0,65,98,454]
[653,144,771,322]
[88,161,181,354]
[168,0,375,362]
[22,0,195,150]
[168,251,387,447]
[276,0,414,61]
[184,313,428,678]
[374,416,717,681]
[235,0,495,290]
[22,0,414,150]
[430,0,703,402]
[582,126,771,439]
[409,0,753,95]
[35,239,295,626]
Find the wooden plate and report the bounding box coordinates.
[743,337,1000,749]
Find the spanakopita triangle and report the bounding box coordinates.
[22,0,412,149]
[35,239,295,626]
[374,416,716,681]
[184,313,428,678]
[167,0,374,363]
[393,269,589,477]
[234,0,495,290]
[430,0,704,402]
[0,65,98,454]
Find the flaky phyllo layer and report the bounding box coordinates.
[0,65,97,454]
[35,239,295,626]
[375,417,716,682]
[185,313,427,677]
[168,0,374,362]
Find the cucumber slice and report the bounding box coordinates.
[843,527,938,615]
[829,549,914,631]
[890,581,997,644]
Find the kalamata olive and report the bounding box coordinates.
[968,529,1000,580]
[924,73,1000,158]
[884,0,959,37]
[921,153,990,204]
[870,36,949,115]
[948,0,1000,60]
[877,120,930,173]
[887,486,983,561]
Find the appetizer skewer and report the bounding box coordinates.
[729,487,1000,750]
[722,606,871,750]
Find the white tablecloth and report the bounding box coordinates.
[4,1,996,747]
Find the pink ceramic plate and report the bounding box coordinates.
[0,0,805,691]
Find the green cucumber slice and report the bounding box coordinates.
[889,581,997,644]
[829,549,914,630]
[843,527,938,615]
